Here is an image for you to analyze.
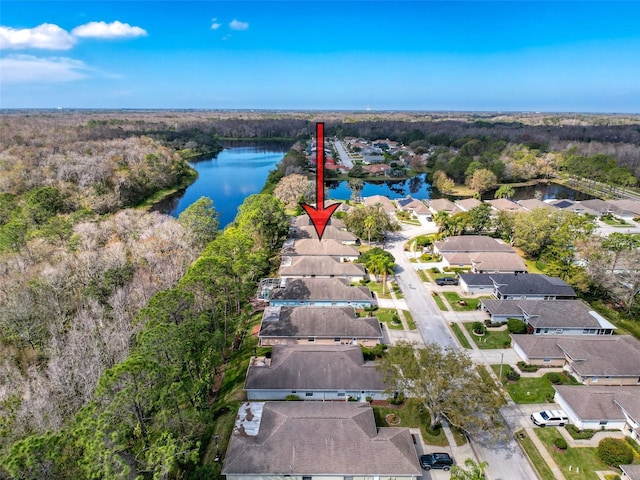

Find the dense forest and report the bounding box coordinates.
[1,110,640,478]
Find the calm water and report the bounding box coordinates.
[327,176,594,202]
[156,145,594,227]
[153,144,288,227]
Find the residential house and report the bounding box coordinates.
[291,214,346,230]
[433,235,527,273]
[268,277,376,308]
[511,335,640,385]
[455,198,482,212]
[548,199,600,216]
[222,402,422,480]
[244,345,388,401]
[427,198,461,215]
[279,255,366,282]
[485,198,528,213]
[609,199,640,217]
[482,299,616,335]
[458,273,577,299]
[621,465,640,480]
[258,306,382,347]
[517,198,554,211]
[396,197,431,218]
[281,238,360,262]
[363,194,396,215]
[363,164,391,176]
[288,225,358,244]
[554,385,640,436]
[363,154,387,164]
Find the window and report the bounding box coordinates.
[543,358,551,363]
[555,329,563,334]
[592,377,599,383]
[307,337,315,342]
[334,338,341,343]
[338,392,346,397]
[599,421,608,426]
[303,477,311,480]
[305,392,313,397]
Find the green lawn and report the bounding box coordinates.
[391,282,404,299]
[442,292,487,311]
[449,323,472,349]
[403,310,416,330]
[431,292,448,311]
[376,308,403,330]
[515,429,556,480]
[364,280,392,299]
[600,216,629,226]
[416,269,430,282]
[535,428,611,480]
[372,400,448,447]
[491,366,579,403]
[464,322,512,349]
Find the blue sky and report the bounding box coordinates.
[1,1,639,112]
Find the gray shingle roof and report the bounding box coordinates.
[459,273,576,297]
[292,214,345,230]
[363,195,396,213]
[259,306,382,339]
[244,345,387,391]
[517,198,554,210]
[486,198,528,212]
[434,235,514,253]
[621,465,640,480]
[222,402,421,476]
[510,334,566,360]
[554,385,636,421]
[455,198,482,211]
[469,252,527,273]
[289,225,358,242]
[283,238,360,257]
[270,278,373,303]
[557,336,640,377]
[482,299,616,330]
[279,256,366,278]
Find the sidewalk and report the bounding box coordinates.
[524,428,567,480]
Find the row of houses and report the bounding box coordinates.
[223,214,422,480]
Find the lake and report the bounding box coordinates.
[156,144,594,227]
[153,143,289,227]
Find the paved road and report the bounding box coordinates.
[385,226,457,349]
[386,222,538,480]
[332,140,354,169]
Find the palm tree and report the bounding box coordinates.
[450,458,488,480]
[494,185,515,200]
[347,178,364,201]
[363,215,376,245]
[366,253,395,294]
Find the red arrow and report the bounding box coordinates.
[301,122,341,240]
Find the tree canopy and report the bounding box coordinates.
[378,341,506,442]
[344,204,399,243]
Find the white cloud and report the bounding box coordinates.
[211,22,221,30]
[0,23,76,50]
[229,19,249,31]
[71,21,147,39]
[0,54,89,83]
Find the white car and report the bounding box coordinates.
[530,409,569,427]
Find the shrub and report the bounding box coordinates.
[472,321,486,334]
[389,392,405,405]
[285,394,300,401]
[506,370,521,382]
[361,344,387,360]
[597,438,634,466]
[547,372,563,385]
[517,361,539,372]
[430,267,440,273]
[625,435,640,454]
[507,318,527,334]
[553,437,568,450]
[566,425,597,439]
[365,396,372,403]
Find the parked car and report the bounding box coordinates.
[530,410,569,427]
[419,452,454,471]
[436,276,459,286]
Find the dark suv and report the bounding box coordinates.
[420,452,454,471]
[436,276,459,286]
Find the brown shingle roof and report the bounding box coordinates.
[554,385,636,421]
[292,214,345,229]
[557,336,640,377]
[270,278,372,303]
[222,402,421,476]
[363,195,396,213]
[259,306,382,339]
[434,235,514,253]
[279,256,366,278]
[244,345,387,391]
[283,238,360,257]
[289,225,358,242]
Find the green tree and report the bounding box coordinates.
[433,170,455,194]
[365,253,395,293]
[494,185,515,199]
[451,458,489,480]
[467,203,492,234]
[344,204,399,243]
[347,164,366,178]
[466,169,497,194]
[378,342,506,441]
[178,196,219,246]
[235,194,289,252]
[601,233,640,274]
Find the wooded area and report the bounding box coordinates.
[1,110,640,479]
